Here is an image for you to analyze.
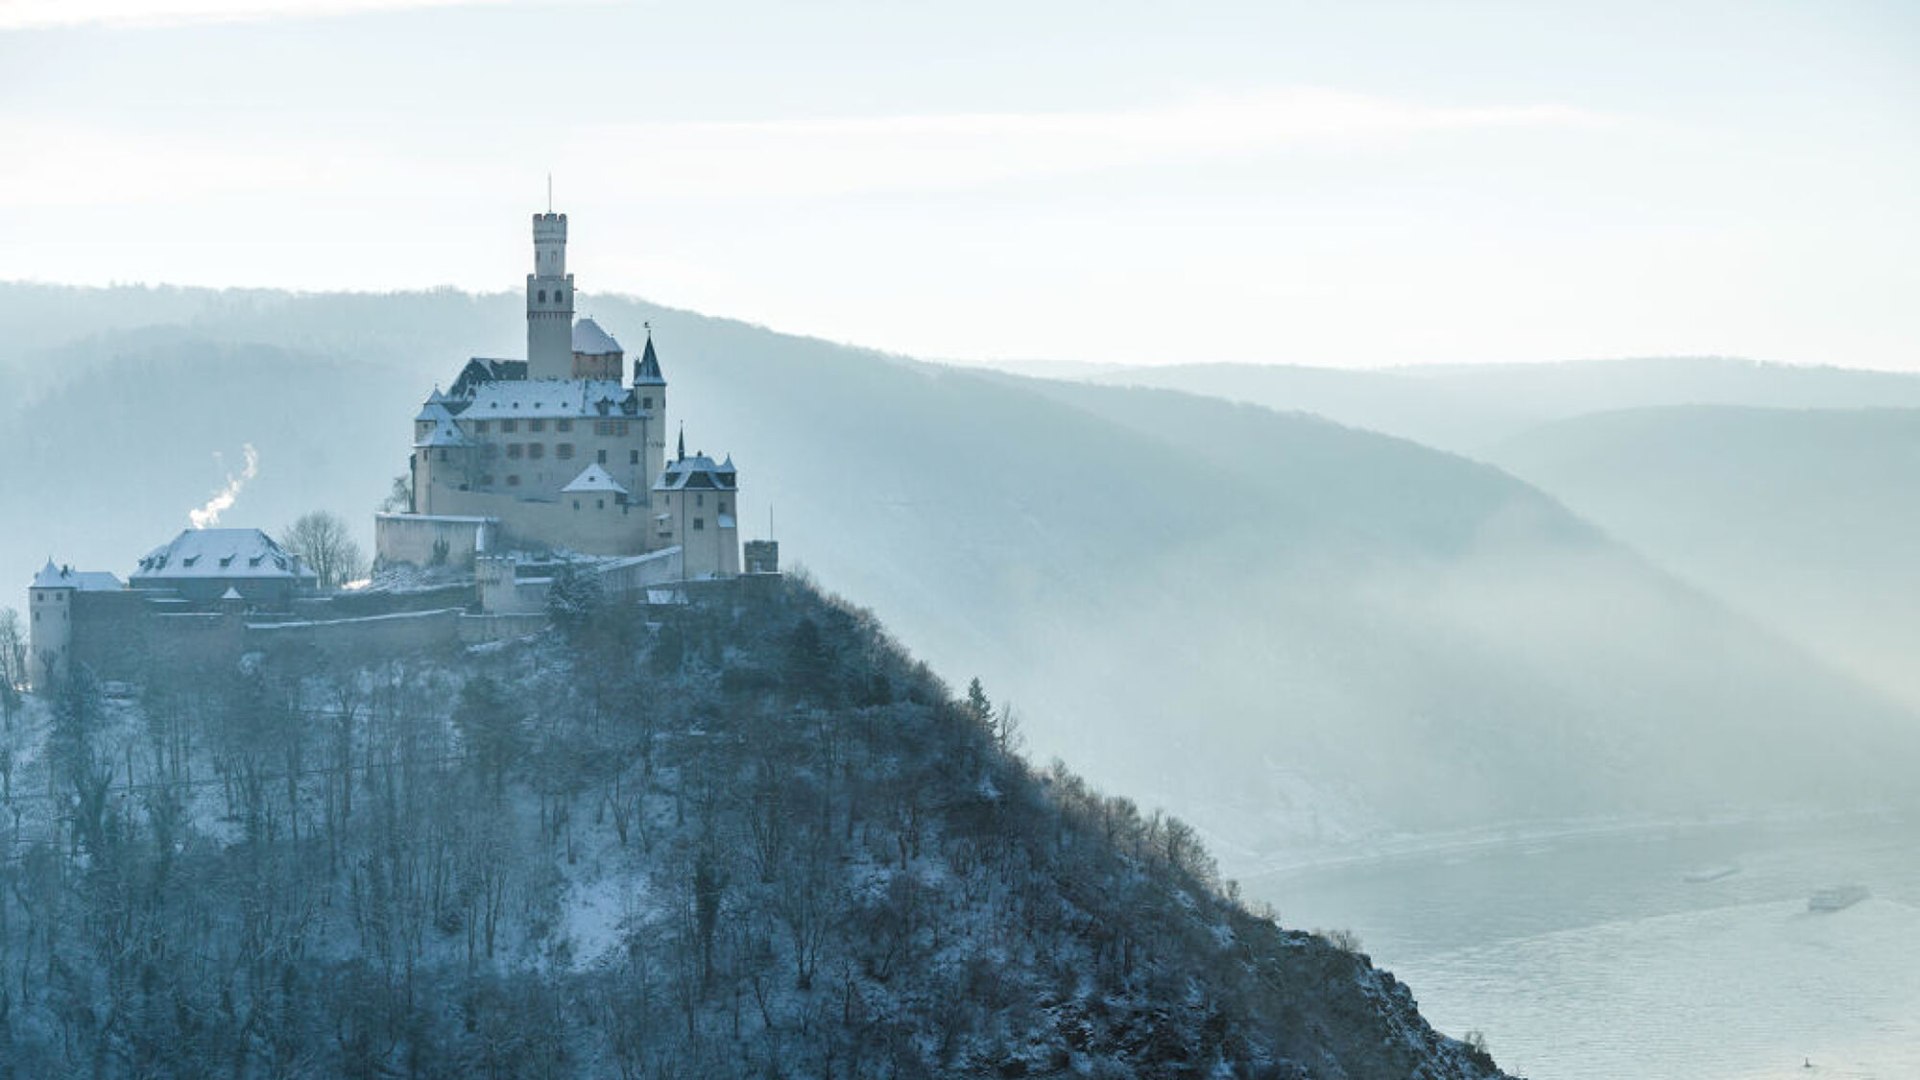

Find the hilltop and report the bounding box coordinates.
[0,576,1507,1078]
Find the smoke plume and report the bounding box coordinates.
[189,443,259,529]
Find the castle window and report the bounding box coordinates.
[573,499,580,511]
[643,397,653,409]
[502,420,517,433]
[556,419,572,433]
[507,475,521,487]
[694,517,705,530]
[597,449,607,464]
[507,443,523,459]
[630,450,640,465]
[596,498,605,510]
[473,421,489,434]
[556,290,564,303]
[437,450,447,462]
[538,289,547,302]
[529,443,545,460]
[529,419,544,432]
[556,443,574,460]
[719,500,729,514]
[696,493,704,507]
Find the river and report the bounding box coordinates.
[1244,815,1920,1079]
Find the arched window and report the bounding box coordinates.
[538,289,547,303]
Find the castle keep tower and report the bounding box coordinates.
[527,212,574,380]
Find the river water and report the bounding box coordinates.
[1244,816,1920,1079]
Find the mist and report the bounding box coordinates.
[3,283,1916,1077]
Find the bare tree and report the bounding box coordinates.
[280,510,368,591]
[0,606,22,729]
[380,473,413,513]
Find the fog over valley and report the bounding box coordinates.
[3,271,1918,1077]
[4,3,1917,1075]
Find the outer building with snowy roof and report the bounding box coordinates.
[132,528,318,606]
[25,529,319,691]
[379,208,742,577]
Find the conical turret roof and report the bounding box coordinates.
[634,333,665,385]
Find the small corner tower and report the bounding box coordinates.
[527,210,574,380]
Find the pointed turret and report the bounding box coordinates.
[634,332,665,386]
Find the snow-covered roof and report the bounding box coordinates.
[415,399,456,424]
[572,318,622,356]
[449,357,528,400]
[414,418,472,448]
[653,453,738,492]
[31,560,123,591]
[561,463,630,495]
[133,529,317,583]
[463,379,642,420]
[220,586,243,601]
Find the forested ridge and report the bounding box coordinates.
[0,576,1506,1078]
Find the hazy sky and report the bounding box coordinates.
[1,0,1915,369]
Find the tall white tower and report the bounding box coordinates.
[527,211,574,379]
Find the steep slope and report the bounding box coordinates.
[3,285,1916,865]
[1081,357,1920,454]
[1491,405,1920,708]
[0,579,1509,1079]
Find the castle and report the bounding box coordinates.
[23,207,769,693]
[378,209,742,579]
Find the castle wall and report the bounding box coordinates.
[477,556,546,614]
[311,583,477,617]
[247,608,465,665]
[596,547,685,596]
[458,612,549,645]
[374,513,496,568]
[145,612,248,678]
[33,556,761,693]
[70,591,163,680]
[413,487,650,557]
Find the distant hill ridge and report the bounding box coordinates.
[4,282,1915,871]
